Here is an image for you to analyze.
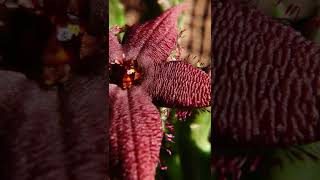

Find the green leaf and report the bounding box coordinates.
[166,154,183,180]
[158,0,185,10]
[157,108,211,179]
[263,142,320,180]
[190,110,211,153]
[175,109,211,180]
[109,0,125,27]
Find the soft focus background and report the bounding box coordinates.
[109,0,211,179]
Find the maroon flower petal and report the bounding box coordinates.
[213,0,320,146]
[122,4,188,69]
[0,69,108,179]
[109,31,124,64]
[109,85,163,179]
[142,61,211,108]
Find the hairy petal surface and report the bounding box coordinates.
[212,0,320,146]
[109,31,124,64]
[142,61,211,108]
[122,4,188,69]
[109,85,163,180]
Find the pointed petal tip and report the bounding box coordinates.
[109,86,163,179]
[122,3,188,69]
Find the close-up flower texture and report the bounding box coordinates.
[213,0,320,180]
[3,0,320,180]
[109,1,211,179]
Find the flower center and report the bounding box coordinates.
[109,60,143,90]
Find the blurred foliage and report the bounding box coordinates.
[251,0,316,22]
[158,0,186,10]
[139,1,163,23]
[164,0,187,30]
[109,0,125,27]
[242,142,320,180]
[157,108,211,180]
[261,143,320,180]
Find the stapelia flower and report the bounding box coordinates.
[109,4,211,180]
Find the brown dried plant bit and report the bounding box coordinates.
[168,29,187,61]
[284,2,302,20]
[185,54,198,67]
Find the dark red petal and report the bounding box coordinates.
[109,85,163,179]
[109,31,124,64]
[142,61,211,108]
[59,67,108,180]
[0,71,70,180]
[213,0,320,146]
[0,69,108,179]
[122,4,188,69]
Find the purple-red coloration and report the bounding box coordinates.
[0,60,107,180]
[109,85,162,180]
[143,61,211,108]
[213,0,320,146]
[109,4,211,180]
[109,31,124,64]
[122,4,188,69]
